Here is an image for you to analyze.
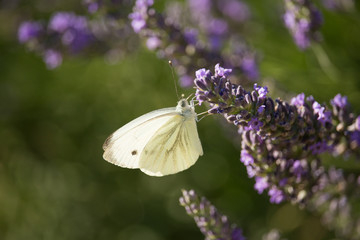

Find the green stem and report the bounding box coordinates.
[311,43,339,82]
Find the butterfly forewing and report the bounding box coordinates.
[103,108,178,169]
[139,115,203,176]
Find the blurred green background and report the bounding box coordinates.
[0,1,360,240]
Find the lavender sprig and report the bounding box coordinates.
[18,1,137,69]
[283,0,323,50]
[194,64,360,238]
[129,0,258,87]
[18,12,94,69]
[309,168,360,239]
[179,189,245,240]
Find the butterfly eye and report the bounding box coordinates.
[181,100,187,108]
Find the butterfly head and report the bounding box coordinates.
[176,99,196,118]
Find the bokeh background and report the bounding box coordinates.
[1,0,360,239]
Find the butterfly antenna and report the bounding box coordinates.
[168,60,180,100]
[186,93,194,101]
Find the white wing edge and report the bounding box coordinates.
[102,107,177,151]
[102,107,179,170]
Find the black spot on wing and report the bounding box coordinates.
[131,150,137,155]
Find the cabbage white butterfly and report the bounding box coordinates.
[102,98,203,176]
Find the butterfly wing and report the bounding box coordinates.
[103,107,178,169]
[139,115,203,176]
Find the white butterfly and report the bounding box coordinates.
[102,98,203,176]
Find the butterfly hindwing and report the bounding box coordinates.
[139,115,203,176]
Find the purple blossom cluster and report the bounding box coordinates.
[179,189,246,240]
[18,21,43,44]
[129,0,154,33]
[194,64,360,237]
[18,1,137,69]
[283,0,323,50]
[309,168,360,239]
[129,0,258,87]
[18,12,93,69]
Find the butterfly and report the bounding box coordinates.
[102,98,203,176]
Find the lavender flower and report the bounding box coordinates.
[290,93,305,106]
[129,0,153,33]
[308,141,330,154]
[18,21,43,43]
[240,149,254,166]
[283,0,323,50]
[49,12,93,53]
[241,55,259,80]
[43,49,62,69]
[248,118,263,131]
[254,83,268,99]
[217,0,250,23]
[355,116,360,131]
[83,0,100,13]
[331,93,348,108]
[255,176,269,194]
[18,3,138,69]
[179,189,246,240]
[215,63,232,77]
[194,64,359,201]
[129,0,258,87]
[194,64,360,238]
[309,168,360,239]
[146,36,162,50]
[268,187,285,204]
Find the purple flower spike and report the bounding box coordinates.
[219,0,250,23]
[268,187,285,204]
[312,101,325,120]
[195,68,207,80]
[308,141,329,154]
[246,166,256,178]
[254,83,268,99]
[49,12,75,33]
[215,63,232,77]
[129,0,154,33]
[255,176,269,194]
[136,0,154,8]
[248,117,263,131]
[240,149,254,166]
[146,36,161,50]
[129,12,146,33]
[350,131,360,147]
[48,12,93,53]
[184,28,198,45]
[18,21,43,43]
[231,228,246,240]
[241,55,259,80]
[43,49,62,69]
[291,93,305,106]
[180,189,246,240]
[331,93,348,109]
[283,0,323,50]
[258,105,265,114]
[355,116,360,131]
